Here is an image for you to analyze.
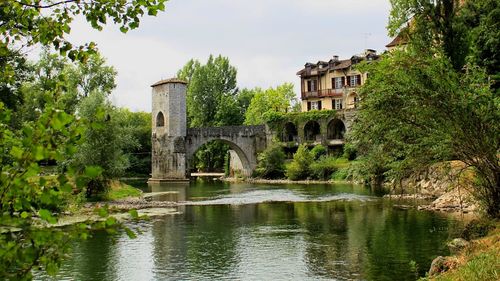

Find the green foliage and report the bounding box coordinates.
[17,51,116,126]
[115,109,152,176]
[106,183,142,201]
[388,0,467,70]
[265,109,337,133]
[192,141,230,172]
[0,0,164,279]
[178,55,239,127]
[428,251,499,281]
[310,145,327,160]
[331,167,350,181]
[353,49,500,216]
[310,157,338,180]
[178,55,252,172]
[254,144,286,179]
[0,0,168,63]
[457,0,500,93]
[342,143,357,161]
[460,219,496,241]
[67,92,131,196]
[244,83,298,125]
[286,144,313,180]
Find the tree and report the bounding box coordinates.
[286,144,313,181]
[244,83,298,125]
[115,109,152,176]
[0,1,167,279]
[388,0,467,70]
[68,92,131,197]
[254,144,286,179]
[457,0,500,92]
[0,0,167,63]
[177,55,246,172]
[351,49,499,217]
[178,55,239,127]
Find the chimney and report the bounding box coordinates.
[332,55,339,62]
[364,49,376,56]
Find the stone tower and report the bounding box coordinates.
[149,78,188,183]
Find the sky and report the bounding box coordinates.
[66,0,392,112]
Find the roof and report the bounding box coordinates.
[386,33,408,48]
[296,52,379,77]
[151,78,188,87]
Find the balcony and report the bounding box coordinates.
[302,88,344,99]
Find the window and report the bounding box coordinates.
[349,75,361,87]
[307,79,317,92]
[310,101,321,110]
[156,111,165,127]
[333,99,343,110]
[333,77,343,89]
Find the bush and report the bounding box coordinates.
[310,156,338,180]
[331,167,350,181]
[343,143,357,161]
[254,144,286,179]
[286,144,313,180]
[310,144,327,160]
[461,219,495,240]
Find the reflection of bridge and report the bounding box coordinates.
[148,79,355,183]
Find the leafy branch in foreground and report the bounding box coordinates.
[0,0,167,61]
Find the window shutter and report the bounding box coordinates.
[332,99,335,109]
[307,80,311,92]
[357,75,362,85]
[307,102,311,111]
[318,101,322,110]
[342,77,346,87]
[332,78,335,89]
[347,76,351,87]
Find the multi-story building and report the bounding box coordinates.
[297,49,379,112]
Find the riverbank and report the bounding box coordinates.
[423,221,499,281]
[223,177,349,185]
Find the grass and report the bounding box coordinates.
[105,180,142,201]
[423,222,499,281]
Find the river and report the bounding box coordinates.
[39,181,461,280]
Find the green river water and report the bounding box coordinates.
[39,181,462,281]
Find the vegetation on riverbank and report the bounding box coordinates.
[422,221,499,281]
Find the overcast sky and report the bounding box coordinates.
[66,0,392,112]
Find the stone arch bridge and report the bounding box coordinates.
[148,79,355,183]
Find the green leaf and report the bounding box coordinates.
[128,209,139,219]
[124,226,137,239]
[10,146,23,159]
[21,211,30,219]
[84,166,102,178]
[97,207,108,218]
[105,216,117,226]
[39,209,57,224]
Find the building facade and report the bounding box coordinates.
[297,49,379,112]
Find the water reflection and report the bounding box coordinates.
[42,182,458,281]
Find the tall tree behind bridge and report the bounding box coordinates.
[177,55,241,127]
[177,55,248,171]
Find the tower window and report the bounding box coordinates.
[156,111,165,127]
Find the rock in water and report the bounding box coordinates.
[428,256,457,276]
[447,238,469,255]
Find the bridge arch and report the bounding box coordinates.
[186,138,252,176]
